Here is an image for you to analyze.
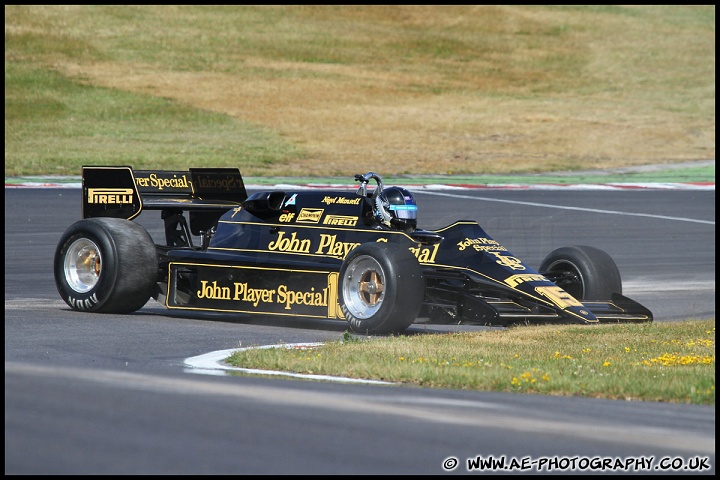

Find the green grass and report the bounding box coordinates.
[4,63,304,175]
[4,5,715,177]
[227,319,715,405]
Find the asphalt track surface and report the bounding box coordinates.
[4,178,715,474]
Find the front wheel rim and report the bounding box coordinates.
[546,260,584,299]
[342,255,386,319]
[64,238,102,293]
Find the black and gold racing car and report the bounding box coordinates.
[54,166,652,334]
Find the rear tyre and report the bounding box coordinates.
[339,242,424,335]
[539,245,621,300]
[54,217,158,313]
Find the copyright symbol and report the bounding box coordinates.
[443,457,459,471]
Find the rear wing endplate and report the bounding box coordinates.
[82,166,248,220]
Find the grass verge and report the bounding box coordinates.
[4,5,715,177]
[227,319,715,405]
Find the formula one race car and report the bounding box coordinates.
[54,166,653,334]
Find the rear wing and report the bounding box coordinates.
[82,166,248,221]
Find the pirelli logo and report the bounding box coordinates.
[296,208,324,224]
[323,215,358,227]
[87,188,134,204]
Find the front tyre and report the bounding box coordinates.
[339,242,424,335]
[54,217,158,313]
[539,245,622,300]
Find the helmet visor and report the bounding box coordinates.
[389,204,417,220]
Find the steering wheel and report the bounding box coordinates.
[354,172,384,200]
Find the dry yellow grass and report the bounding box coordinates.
[5,5,715,177]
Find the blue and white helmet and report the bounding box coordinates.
[375,186,418,231]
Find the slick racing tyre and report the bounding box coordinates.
[539,245,622,301]
[54,217,158,313]
[339,242,424,335]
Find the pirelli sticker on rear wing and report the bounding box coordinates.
[166,263,344,319]
[82,166,143,220]
[87,188,134,205]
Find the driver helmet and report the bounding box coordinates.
[375,186,418,231]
